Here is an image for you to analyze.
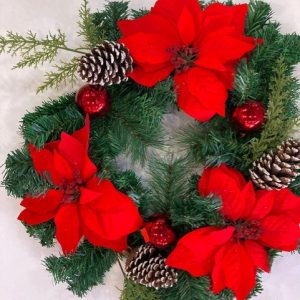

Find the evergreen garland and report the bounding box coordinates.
[3,0,300,299]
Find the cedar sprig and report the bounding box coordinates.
[121,279,160,300]
[78,0,100,48]
[37,57,80,93]
[0,30,67,57]
[247,57,300,163]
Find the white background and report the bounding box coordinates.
[1,0,300,299]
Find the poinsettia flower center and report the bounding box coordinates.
[234,220,262,240]
[168,45,198,73]
[59,172,83,203]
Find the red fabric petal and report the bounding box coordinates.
[259,215,300,251]
[151,0,202,25]
[217,63,236,89]
[58,132,85,170]
[18,209,56,225]
[80,179,142,249]
[58,132,96,182]
[119,33,173,65]
[20,189,62,214]
[84,225,128,251]
[199,33,256,66]
[244,240,269,272]
[249,190,274,220]
[79,187,102,205]
[118,14,179,42]
[88,180,143,240]
[174,68,228,121]
[211,244,228,294]
[128,64,174,87]
[55,204,82,255]
[29,144,62,185]
[72,115,90,152]
[166,226,234,277]
[198,164,247,220]
[221,242,257,300]
[202,3,248,35]
[227,182,256,221]
[271,188,300,223]
[53,150,74,181]
[177,7,196,45]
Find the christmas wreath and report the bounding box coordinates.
[2,0,300,299]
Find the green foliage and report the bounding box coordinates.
[246,0,273,36]
[90,79,174,164]
[0,0,135,93]
[44,241,116,297]
[93,1,129,41]
[37,58,79,93]
[157,272,233,300]
[0,30,67,62]
[3,147,50,198]
[139,158,190,217]
[21,94,84,147]
[246,57,299,164]
[78,0,100,48]
[121,280,160,300]
[169,177,225,234]
[24,221,56,247]
[131,8,149,18]
[232,59,261,105]
[174,117,249,170]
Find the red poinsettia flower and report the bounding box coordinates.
[167,164,300,300]
[18,117,143,254]
[118,0,259,122]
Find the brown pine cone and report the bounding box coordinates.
[249,138,300,190]
[78,41,133,86]
[125,244,178,289]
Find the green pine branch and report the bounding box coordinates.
[3,147,50,198]
[121,280,160,300]
[37,58,80,94]
[139,158,191,217]
[93,1,129,40]
[44,241,116,297]
[78,0,101,47]
[21,94,84,147]
[246,0,273,36]
[24,221,56,247]
[157,272,233,300]
[246,57,299,164]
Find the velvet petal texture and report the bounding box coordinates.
[167,164,300,300]
[118,0,258,122]
[18,117,143,254]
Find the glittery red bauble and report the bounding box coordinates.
[142,216,176,248]
[232,100,266,132]
[76,84,110,116]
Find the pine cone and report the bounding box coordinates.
[78,41,133,86]
[250,139,300,190]
[125,244,178,289]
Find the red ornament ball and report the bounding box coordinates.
[76,84,110,116]
[142,216,176,248]
[232,100,266,132]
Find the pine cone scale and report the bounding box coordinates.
[250,139,300,190]
[78,41,133,86]
[125,244,178,289]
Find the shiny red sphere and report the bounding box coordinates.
[76,84,110,116]
[144,216,176,248]
[232,100,266,132]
